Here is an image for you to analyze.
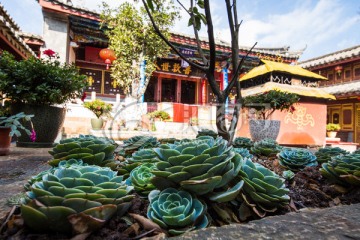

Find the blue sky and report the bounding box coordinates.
[1,0,360,61]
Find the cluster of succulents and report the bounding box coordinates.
[129,163,157,195]
[151,137,243,201]
[250,138,282,157]
[235,158,290,220]
[21,160,134,235]
[158,138,179,144]
[320,153,360,186]
[278,148,318,171]
[119,135,159,157]
[315,147,348,163]
[48,135,117,167]
[147,188,208,235]
[196,129,218,139]
[233,137,253,150]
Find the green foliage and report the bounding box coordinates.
[243,90,300,120]
[147,188,208,235]
[233,137,253,150]
[196,129,218,139]
[48,135,117,167]
[315,147,349,163]
[129,163,157,195]
[0,51,87,105]
[101,2,178,96]
[278,148,318,171]
[148,110,170,121]
[158,138,179,144]
[22,161,134,235]
[151,137,243,201]
[250,138,282,157]
[233,148,253,160]
[0,112,34,137]
[326,123,341,131]
[320,153,360,187]
[282,170,295,181]
[235,158,290,220]
[120,135,159,157]
[83,99,113,118]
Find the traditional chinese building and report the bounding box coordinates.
[300,45,360,144]
[36,0,303,105]
[0,3,38,60]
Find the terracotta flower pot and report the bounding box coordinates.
[0,127,11,156]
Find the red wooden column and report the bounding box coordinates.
[156,77,162,102]
[201,79,207,104]
[176,78,181,103]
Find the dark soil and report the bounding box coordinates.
[1,147,360,239]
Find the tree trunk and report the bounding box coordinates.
[216,101,230,141]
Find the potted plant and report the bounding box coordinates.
[84,99,113,130]
[0,111,35,155]
[0,50,88,147]
[243,90,300,141]
[326,123,341,138]
[148,110,170,131]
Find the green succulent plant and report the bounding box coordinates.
[282,170,295,181]
[250,138,282,157]
[21,162,134,235]
[233,137,253,150]
[151,137,243,202]
[129,163,157,196]
[120,136,159,157]
[235,159,290,220]
[315,147,349,163]
[196,129,218,139]
[278,148,318,171]
[320,153,360,186]
[48,135,117,167]
[147,188,208,235]
[233,148,253,160]
[353,149,360,155]
[159,138,179,144]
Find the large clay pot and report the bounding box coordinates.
[249,119,281,142]
[11,103,66,147]
[0,127,11,155]
[91,118,104,130]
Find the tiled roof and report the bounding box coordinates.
[0,4,36,58]
[37,0,100,18]
[321,80,360,96]
[299,45,360,68]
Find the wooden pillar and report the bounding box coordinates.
[176,78,181,103]
[156,77,162,102]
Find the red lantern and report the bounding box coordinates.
[334,65,343,76]
[99,48,116,70]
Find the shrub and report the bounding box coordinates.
[326,123,341,131]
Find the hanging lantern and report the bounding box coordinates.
[334,65,343,76]
[99,48,116,70]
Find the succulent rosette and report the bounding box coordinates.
[233,147,253,160]
[151,137,243,202]
[315,147,348,163]
[320,153,360,186]
[278,148,318,171]
[196,129,218,139]
[21,162,134,235]
[147,188,208,235]
[250,138,282,157]
[129,163,157,195]
[236,158,290,220]
[233,137,253,150]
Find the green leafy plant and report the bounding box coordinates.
[151,137,243,202]
[250,138,282,157]
[315,147,348,163]
[21,161,134,235]
[326,123,341,132]
[84,99,113,119]
[282,170,295,181]
[0,112,34,138]
[235,158,290,220]
[147,188,208,235]
[48,135,117,167]
[233,137,253,150]
[129,163,157,195]
[196,129,218,139]
[0,50,87,105]
[148,110,170,121]
[243,90,300,120]
[320,153,360,186]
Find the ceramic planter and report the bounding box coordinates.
[91,118,104,130]
[11,103,66,147]
[0,127,11,155]
[249,119,280,142]
[326,131,337,138]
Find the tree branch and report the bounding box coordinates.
[190,0,208,65]
[203,0,216,75]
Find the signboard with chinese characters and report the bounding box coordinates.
[155,59,203,77]
[104,71,124,95]
[80,68,102,93]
